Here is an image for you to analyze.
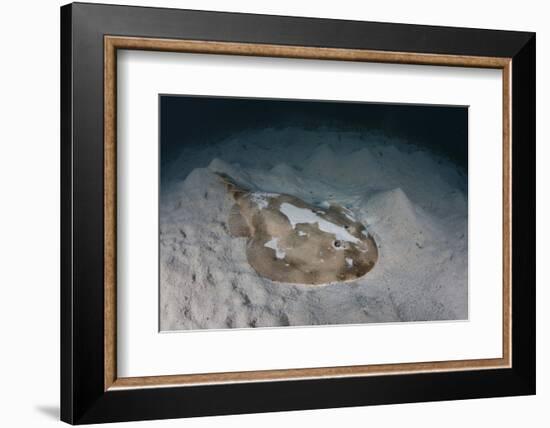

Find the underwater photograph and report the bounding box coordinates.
[159,95,468,331]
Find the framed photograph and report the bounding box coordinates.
[60,2,535,424]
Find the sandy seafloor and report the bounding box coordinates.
[159,127,468,331]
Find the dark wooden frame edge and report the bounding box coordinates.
[61,2,536,424]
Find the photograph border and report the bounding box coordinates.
[155,92,471,336]
[61,3,535,424]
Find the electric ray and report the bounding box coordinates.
[218,173,378,285]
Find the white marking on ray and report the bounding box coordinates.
[346,257,354,268]
[249,192,279,210]
[279,203,361,244]
[264,237,286,259]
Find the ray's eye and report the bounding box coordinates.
[333,240,342,248]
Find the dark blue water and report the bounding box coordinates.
[160,95,468,187]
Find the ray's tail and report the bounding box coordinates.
[215,172,250,200]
